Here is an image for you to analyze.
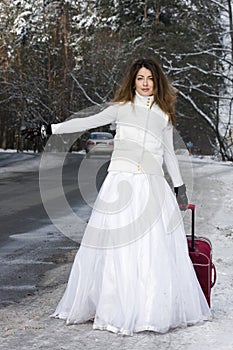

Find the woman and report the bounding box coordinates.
[47,58,211,335]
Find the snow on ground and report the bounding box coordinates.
[0,152,233,349]
[0,149,40,175]
[0,148,85,177]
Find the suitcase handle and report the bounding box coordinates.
[186,204,195,251]
[179,204,195,250]
[186,204,195,211]
[212,263,217,288]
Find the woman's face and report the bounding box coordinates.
[135,67,154,96]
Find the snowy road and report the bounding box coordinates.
[0,152,233,349]
[0,152,109,305]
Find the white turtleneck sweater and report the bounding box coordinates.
[51,93,183,187]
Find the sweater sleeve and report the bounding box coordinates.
[163,124,184,187]
[51,104,118,135]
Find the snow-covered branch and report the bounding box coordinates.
[178,90,216,130]
[70,73,101,106]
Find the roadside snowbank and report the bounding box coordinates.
[0,149,40,175]
[0,149,86,176]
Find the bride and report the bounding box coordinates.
[46,58,211,335]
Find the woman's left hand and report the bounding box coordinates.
[174,184,188,211]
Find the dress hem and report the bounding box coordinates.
[50,313,212,336]
[92,317,212,336]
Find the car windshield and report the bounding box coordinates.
[90,133,113,140]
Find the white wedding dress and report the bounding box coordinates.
[51,171,211,335]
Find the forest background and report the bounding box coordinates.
[0,0,233,160]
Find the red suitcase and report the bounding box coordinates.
[185,204,217,307]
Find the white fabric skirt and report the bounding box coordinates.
[51,172,211,335]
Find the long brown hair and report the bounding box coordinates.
[113,58,177,125]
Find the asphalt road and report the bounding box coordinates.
[0,152,110,306]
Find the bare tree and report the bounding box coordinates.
[1,0,232,159]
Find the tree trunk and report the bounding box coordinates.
[227,0,233,61]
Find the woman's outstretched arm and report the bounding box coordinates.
[51,104,118,135]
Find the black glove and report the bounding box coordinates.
[21,125,52,140]
[41,124,52,139]
[174,184,188,211]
